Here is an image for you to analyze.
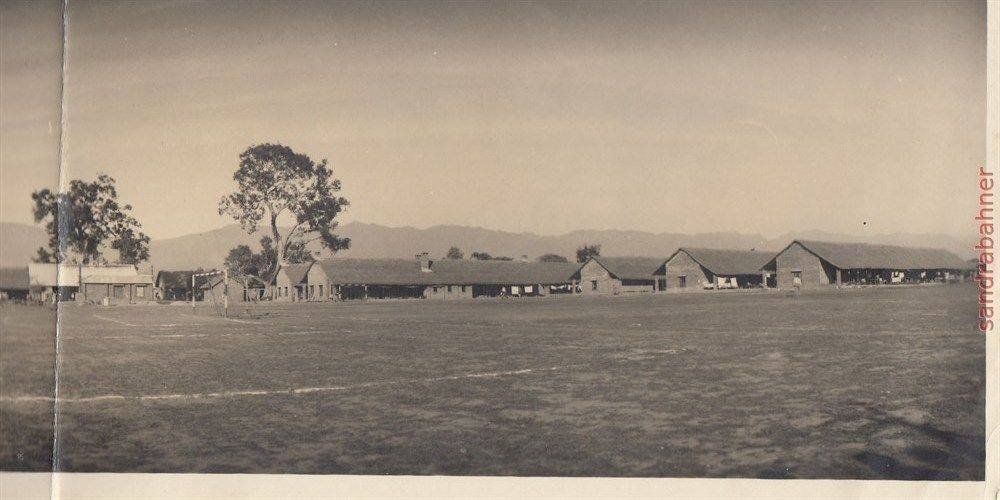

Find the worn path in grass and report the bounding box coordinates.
[0,285,984,478]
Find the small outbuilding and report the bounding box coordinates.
[574,257,663,295]
[199,275,267,303]
[656,248,773,291]
[765,240,972,289]
[27,262,81,301]
[27,262,154,304]
[81,272,155,303]
[273,262,315,301]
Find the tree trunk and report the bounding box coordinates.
[270,213,285,285]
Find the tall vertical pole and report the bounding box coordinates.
[191,274,195,313]
[223,269,229,318]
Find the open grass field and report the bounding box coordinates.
[0,285,985,479]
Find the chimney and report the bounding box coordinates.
[416,252,433,272]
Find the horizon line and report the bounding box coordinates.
[0,218,974,243]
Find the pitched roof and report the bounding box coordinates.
[427,260,579,285]
[668,248,771,276]
[27,263,146,287]
[587,257,664,281]
[200,275,266,290]
[84,274,154,285]
[280,262,313,285]
[81,265,141,279]
[318,258,425,285]
[317,258,578,286]
[786,240,971,270]
[27,263,73,287]
[0,267,30,290]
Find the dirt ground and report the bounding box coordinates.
[0,285,985,479]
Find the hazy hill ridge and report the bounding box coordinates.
[0,221,975,271]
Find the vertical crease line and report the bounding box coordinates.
[51,0,70,495]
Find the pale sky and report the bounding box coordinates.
[0,0,986,240]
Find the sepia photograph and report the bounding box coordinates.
[0,0,995,498]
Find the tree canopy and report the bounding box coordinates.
[218,143,349,284]
[223,242,270,291]
[575,244,601,263]
[470,251,514,261]
[224,236,314,290]
[31,174,150,264]
[446,246,464,259]
[537,253,569,263]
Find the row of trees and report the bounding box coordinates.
[31,143,604,291]
[443,245,602,264]
[30,144,349,294]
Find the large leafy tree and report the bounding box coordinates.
[445,246,463,259]
[31,174,150,264]
[575,244,601,263]
[218,143,349,284]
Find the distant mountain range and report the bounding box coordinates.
[0,221,976,271]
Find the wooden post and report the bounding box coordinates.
[223,268,229,318]
[191,274,195,312]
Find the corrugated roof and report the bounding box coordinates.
[0,267,30,290]
[427,260,578,285]
[28,263,146,287]
[317,258,578,286]
[669,248,770,276]
[790,240,971,270]
[317,258,424,285]
[588,257,663,281]
[84,274,154,285]
[80,265,140,279]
